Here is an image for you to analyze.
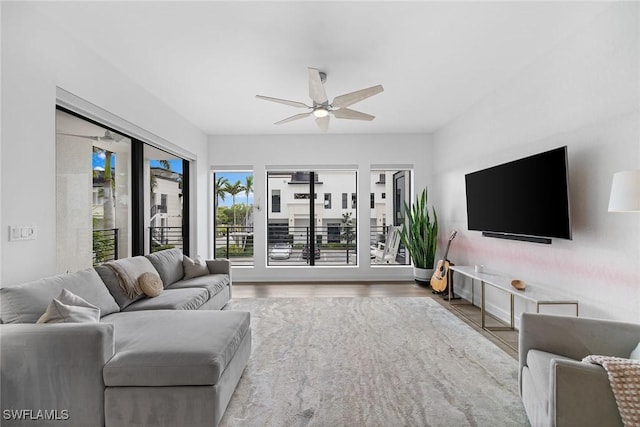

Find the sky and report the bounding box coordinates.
[91,154,251,207]
[92,153,183,174]
[216,172,253,207]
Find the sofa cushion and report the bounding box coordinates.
[0,269,120,324]
[145,249,184,288]
[138,272,163,297]
[102,310,250,386]
[37,289,101,324]
[183,255,209,280]
[167,274,230,300]
[122,288,209,312]
[526,349,576,405]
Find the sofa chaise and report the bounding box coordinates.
[0,249,251,427]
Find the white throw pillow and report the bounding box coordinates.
[183,255,209,280]
[630,341,640,360]
[37,288,101,324]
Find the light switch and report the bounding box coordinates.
[8,225,37,241]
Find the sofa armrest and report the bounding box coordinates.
[1,323,115,426]
[206,259,232,299]
[206,258,231,275]
[519,313,640,374]
[551,358,622,427]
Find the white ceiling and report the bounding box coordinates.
[34,1,611,135]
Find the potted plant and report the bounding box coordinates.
[399,188,438,286]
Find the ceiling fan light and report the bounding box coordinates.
[313,108,329,118]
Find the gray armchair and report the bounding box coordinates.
[519,313,640,427]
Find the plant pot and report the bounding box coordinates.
[413,267,433,287]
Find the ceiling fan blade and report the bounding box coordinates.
[332,108,375,121]
[56,132,100,141]
[332,84,384,108]
[315,115,330,132]
[308,68,328,105]
[275,112,312,125]
[256,95,310,109]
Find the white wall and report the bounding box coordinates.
[432,2,640,323]
[210,133,432,282]
[1,3,208,285]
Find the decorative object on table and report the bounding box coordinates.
[511,279,526,291]
[256,67,384,132]
[608,170,640,212]
[398,188,438,286]
[474,264,484,274]
[430,230,458,293]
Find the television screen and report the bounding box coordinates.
[465,146,572,241]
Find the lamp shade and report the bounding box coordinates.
[608,170,640,212]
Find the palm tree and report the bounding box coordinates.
[93,147,115,230]
[243,175,254,226]
[215,176,229,208]
[341,212,356,263]
[224,180,244,226]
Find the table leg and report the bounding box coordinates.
[481,280,486,329]
[510,293,514,329]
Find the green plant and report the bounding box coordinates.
[399,188,438,269]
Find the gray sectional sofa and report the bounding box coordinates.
[0,249,251,427]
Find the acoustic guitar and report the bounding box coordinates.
[430,231,457,292]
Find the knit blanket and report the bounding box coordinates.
[104,262,145,298]
[583,355,640,427]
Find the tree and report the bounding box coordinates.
[224,180,244,226]
[214,176,229,210]
[96,147,115,231]
[341,211,356,263]
[243,175,254,226]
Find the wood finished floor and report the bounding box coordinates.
[233,281,519,360]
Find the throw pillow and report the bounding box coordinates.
[630,341,640,360]
[36,288,101,324]
[138,272,163,297]
[183,255,209,280]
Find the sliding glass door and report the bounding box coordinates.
[56,109,132,271]
[56,107,190,272]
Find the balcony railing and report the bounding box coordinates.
[213,224,406,266]
[150,226,183,253]
[215,225,254,266]
[93,228,118,266]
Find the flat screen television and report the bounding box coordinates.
[465,146,572,243]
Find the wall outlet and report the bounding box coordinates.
[9,225,37,241]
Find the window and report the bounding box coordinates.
[370,169,412,266]
[213,170,254,266]
[351,193,357,209]
[272,190,281,212]
[268,170,357,266]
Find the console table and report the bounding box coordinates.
[449,266,579,334]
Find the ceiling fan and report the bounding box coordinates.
[256,67,384,132]
[57,130,125,143]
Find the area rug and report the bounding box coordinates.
[221,297,528,427]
